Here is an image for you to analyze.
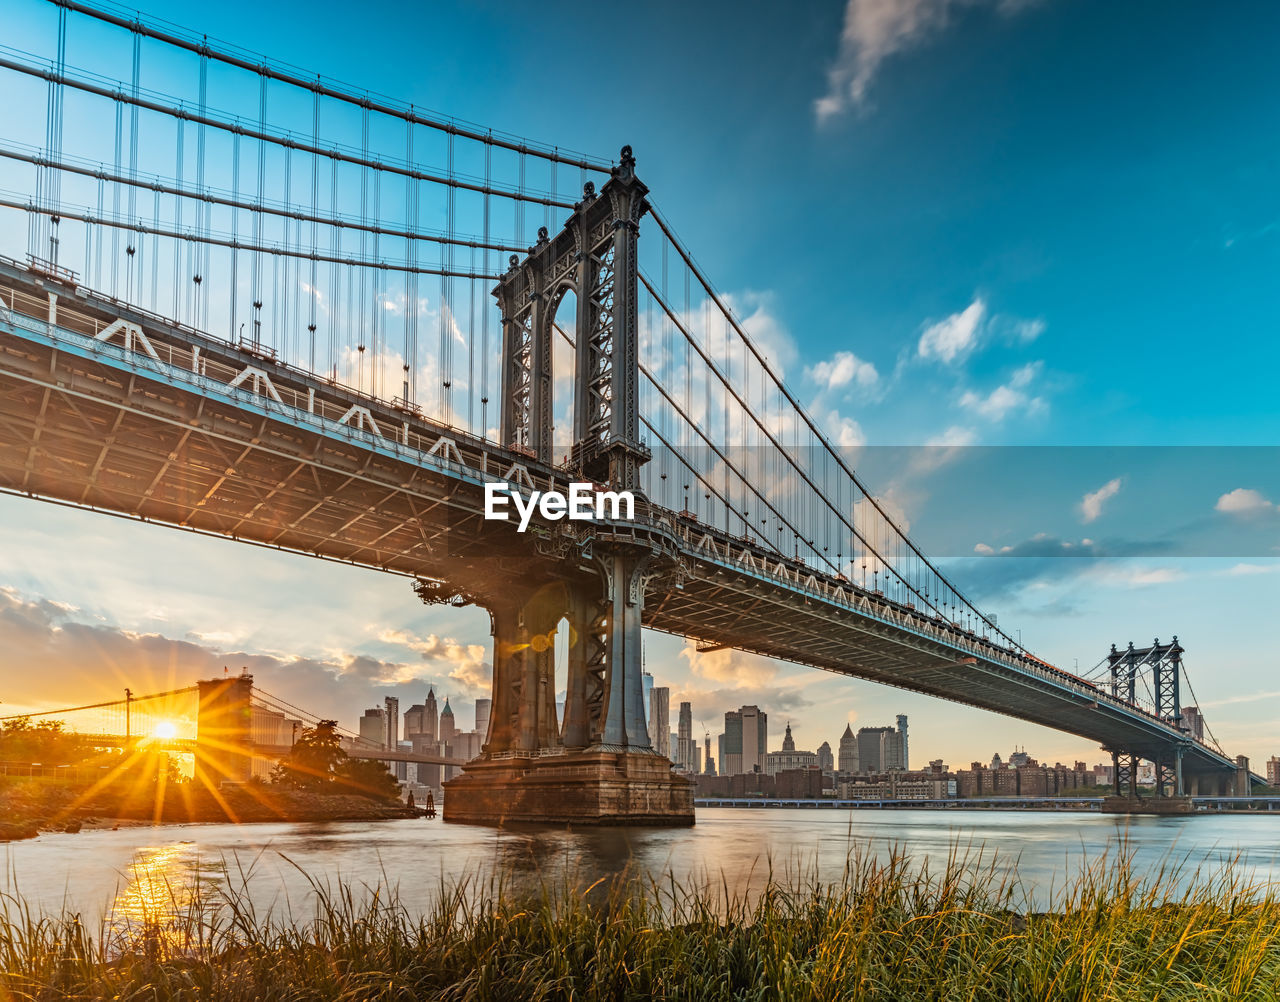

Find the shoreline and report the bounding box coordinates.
[0,786,430,843]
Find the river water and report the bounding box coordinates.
[4,809,1279,921]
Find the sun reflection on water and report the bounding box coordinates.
[107,842,227,947]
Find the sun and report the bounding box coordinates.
[152,721,178,740]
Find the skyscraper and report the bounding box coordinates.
[648,686,669,757]
[642,672,654,729]
[704,733,715,775]
[817,741,834,774]
[475,698,492,741]
[359,707,385,747]
[896,714,909,771]
[425,688,439,744]
[403,703,425,742]
[838,723,858,773]
[440,697,455,743]
[677,701,693,771]
[723,705,767,775]
[384,696,400,751]
[857,723,906,772]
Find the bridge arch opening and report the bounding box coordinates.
[553,613,570,737]
[548,286,578,465]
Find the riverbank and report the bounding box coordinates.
[0,776,423,842]
[1,847,1276,1000]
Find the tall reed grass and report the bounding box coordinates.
[1,844,1277,1000]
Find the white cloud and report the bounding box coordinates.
[1215,488,1275,516]
[1223,562,1280,576]
[823,409,866,447]
[957,361,1046,422]
[926,425,977,447]
[917,298,986,364]
[1009,361,1040,387]
[1080,477,1122,523]
[1086,565,1185,588]
[958,385,1028,421]
[806,350,879,392]
[1012,317,1045,342]
[815,0,1043,121]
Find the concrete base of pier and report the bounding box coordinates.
[1101,795,1195,816]
[442,749,695,826]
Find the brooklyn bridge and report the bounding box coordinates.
[0,0,1261,824]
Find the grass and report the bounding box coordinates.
[1,845,1278,1000]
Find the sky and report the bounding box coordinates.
[0,0,1277,769]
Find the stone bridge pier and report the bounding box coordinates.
[420,549,693,826]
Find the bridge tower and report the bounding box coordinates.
[437,147,692,826]
[194,672,255,788]
[1102,637,1198,813]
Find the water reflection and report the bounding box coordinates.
[5,810,1279,923]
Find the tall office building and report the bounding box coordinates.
[857,726,890,773]
[359,707,385,746]
[857,723,906,772]
[677,701,693,771]
[896,714,909,771]
[838,723,858,773]
[403,702,425,742]
[723,705,767,775]
[384,697,400,751]
[817,740,834,774]
[704,734,715,775]
[474,698,492,741]
[642,672,654,729]
[717,733,725,776]
[424,688,439,744]
[648,686,670,757]
[439,697,456,743]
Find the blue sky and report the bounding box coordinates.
[0,0,1277,768]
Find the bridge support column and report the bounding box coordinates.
[1235,755,1251,798]
[443,559,691,827]
[598,550,653,750]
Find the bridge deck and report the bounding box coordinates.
[0,260,1253,781]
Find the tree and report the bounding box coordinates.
[271,720,346,790]
[336,757,402,802]
[0,717,93,765]
[270,721,401,801]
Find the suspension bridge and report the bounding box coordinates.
[0,0,1261,824]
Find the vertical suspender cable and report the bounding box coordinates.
[229,130,240,340]
[197,44,210,332]
[252,72,267,348]
[480,138,491,436]
[372,169,381,397]
[126,30,139,303]
[403,113,414,403]
[173,116,184,320]
[358,102,369,387]
[308,84,320,372]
